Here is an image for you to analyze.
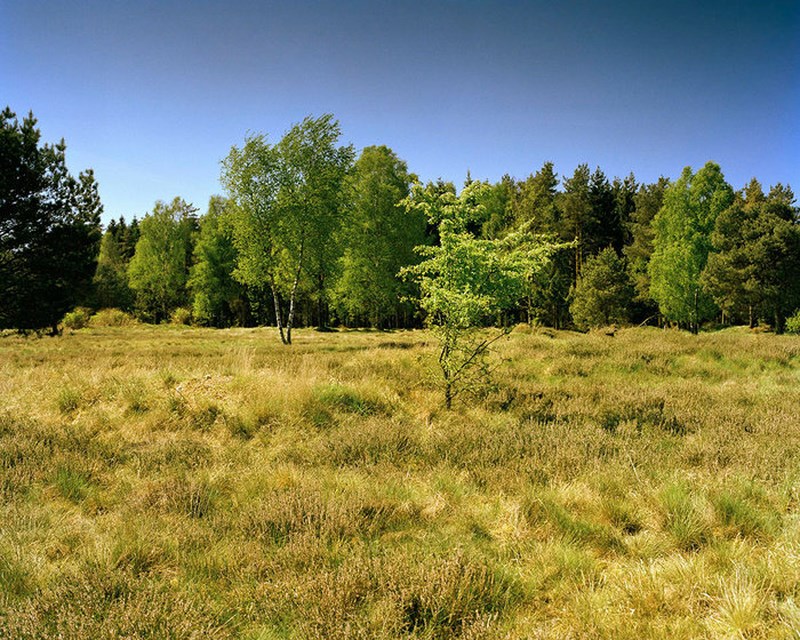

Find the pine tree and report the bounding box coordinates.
[0,108,102,334]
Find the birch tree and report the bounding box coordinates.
[222,115,353,343]
[402,181,557,408]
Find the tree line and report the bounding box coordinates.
[2,108,799,336]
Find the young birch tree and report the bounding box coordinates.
[402,181,556,409]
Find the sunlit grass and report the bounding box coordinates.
[1,324,799,637]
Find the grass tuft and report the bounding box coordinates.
[660,481,713,551]
[56,386,82,414]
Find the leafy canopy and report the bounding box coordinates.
[648,162,733,330]
[402,180,557,407]
[222,114,353,342]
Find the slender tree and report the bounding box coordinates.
[649,163,733,332]
[128,197,196,322]
[402,181,556,408]
[560,163,592,280]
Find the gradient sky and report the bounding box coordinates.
[2,0,798,224]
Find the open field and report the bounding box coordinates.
[1,324,800,638]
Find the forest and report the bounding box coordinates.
[2,108,799,338]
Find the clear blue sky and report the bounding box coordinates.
[2,0,798,224]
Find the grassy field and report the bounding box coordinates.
[1,323,800,639]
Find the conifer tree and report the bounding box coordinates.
[0,108,102,334]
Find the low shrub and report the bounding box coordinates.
[62,307,91,330]
[785,309,800,334]
[90,308,137,327]
[170,307,193,325]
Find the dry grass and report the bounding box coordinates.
[1,324,799,638]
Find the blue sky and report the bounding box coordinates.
[2,0,798,224]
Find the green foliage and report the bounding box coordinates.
[128,197,196,323]
[332,145,425,328]
[570,247,634,330]
[785,310,800,335]
[170,306,193,325]
[89,308,137,327]
[475,173,517,240]
[222,115,354,342]
[188,196,247,327]
[649,163,734,331]
[703,181,800,331]
[0,107,102,334]
[560,163,592,279]
[403,181,555,407]
[513,162,560,233]
[61,307,91,330]
[107,215,141,261]
[624,177,669,317]
[92,230,133,311]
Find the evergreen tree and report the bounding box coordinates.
[624,177,669,321]
[511,162,571,326]
[92,230,133,310]
[570,247,634,330]
[118,216,141,261]
[513,162,559,234]
[587,167,620,253]
[560,163,592,280]
[0,108,102,334]
[612,173,638,249]
[757,184,800,332]
[703,181,800,331]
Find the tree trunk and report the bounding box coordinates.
[775,310,784,335]
[270,280,287,345]
[285,238,305,345]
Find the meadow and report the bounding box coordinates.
[1,322,799,639]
